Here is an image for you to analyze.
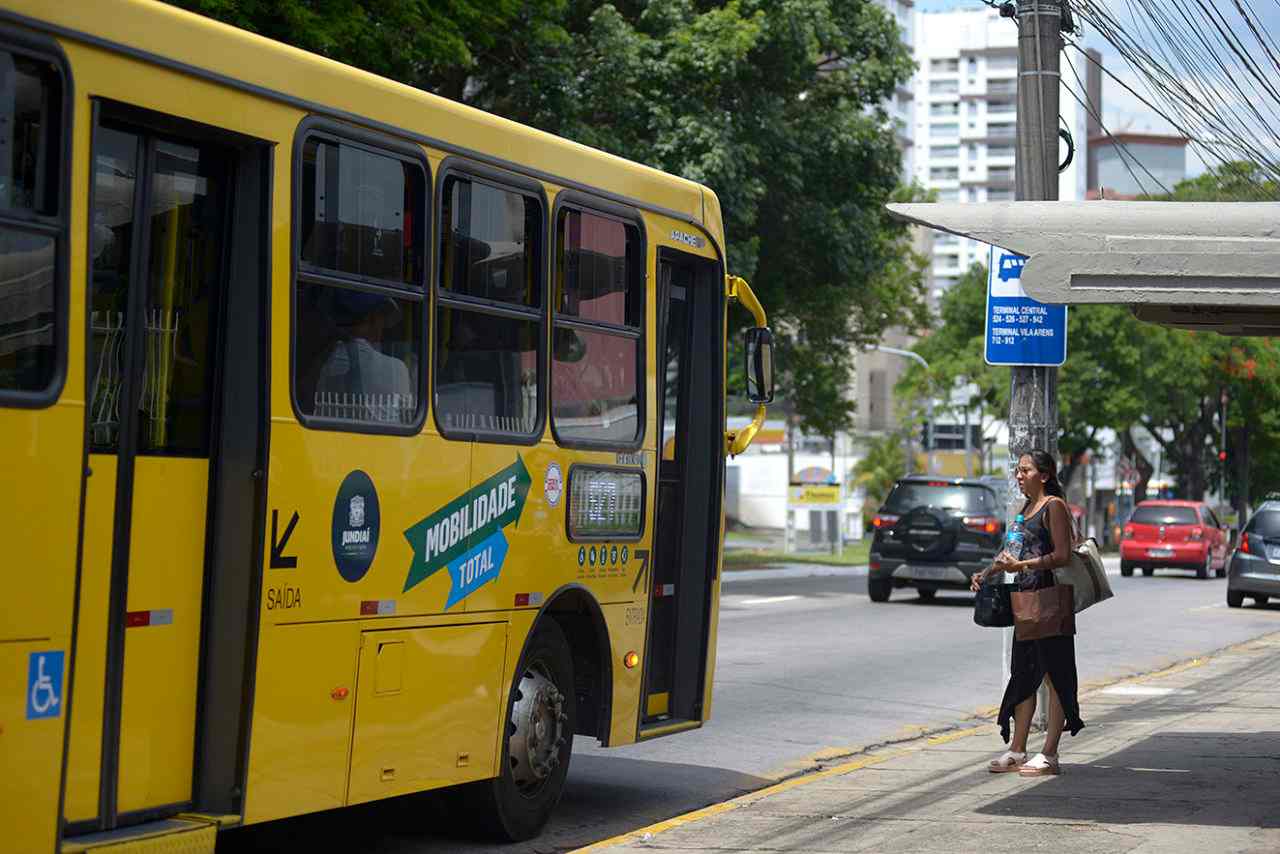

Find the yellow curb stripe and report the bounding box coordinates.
[572,726,995,853]
[572,749,912,853]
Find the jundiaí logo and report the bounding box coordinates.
[332,470,380,583]
[402,455,531,608]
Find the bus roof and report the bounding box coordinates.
[21,0,716,232]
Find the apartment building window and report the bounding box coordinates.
[929,79,959,94]
[930,166,959,181]
[930,58,959,73]
[989,100,1016,115]
[931,123,959,138]
[988,188,1014,201]
[988,123,1016,138]
[930,102,959,117]
[937,189,960,202]
[932,145,960,159]
[989,145,1015,158]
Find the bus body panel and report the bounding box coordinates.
[0,1,746,845]
[346,622,508,804]
[0,22,86,846]
[242,621,361,824]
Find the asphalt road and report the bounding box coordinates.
[219,561,1280,853]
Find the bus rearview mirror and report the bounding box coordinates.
[745,327,774,405]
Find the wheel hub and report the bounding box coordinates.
[508,664,567,793]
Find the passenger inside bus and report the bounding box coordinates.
[315,289,414,422]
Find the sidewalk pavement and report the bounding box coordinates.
[583,631,1280,853]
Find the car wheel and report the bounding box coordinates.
[1120,561,1134,577]
[474,619,575,841]
[1196,552,1210,579]
[868,578,892,603]
[917,586,937,602]
[1254,595,1270,606]
[1227,589,1244,608]
[1142,566,1155,577]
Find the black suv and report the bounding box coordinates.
[867,476,1005,602]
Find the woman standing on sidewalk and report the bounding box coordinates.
[970,449,1084,776]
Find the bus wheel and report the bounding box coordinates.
[484,619,575,841]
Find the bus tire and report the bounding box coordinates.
[482,619,576,841]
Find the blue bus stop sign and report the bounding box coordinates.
[984,245,1067,367]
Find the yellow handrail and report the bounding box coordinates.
[725,275,768,457]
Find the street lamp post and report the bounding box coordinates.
[873,345,934,475]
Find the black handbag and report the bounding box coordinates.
[974,581,1017,628]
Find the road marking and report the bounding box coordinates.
[739,595,801,606]
[1101,685,1195,696]
[1189,602,1227,612]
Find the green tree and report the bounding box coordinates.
[1141,160,1280,201]
[853,431,905,528]
[166,0,569,100]
[167,0,928,439]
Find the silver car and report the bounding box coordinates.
[1226,501,1280,607]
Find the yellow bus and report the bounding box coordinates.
[0,0,773,850]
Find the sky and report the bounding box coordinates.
[914,0,1280,181]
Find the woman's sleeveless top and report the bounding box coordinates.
[1015,499,1057,591]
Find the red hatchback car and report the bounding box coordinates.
[1120,500,1230,579]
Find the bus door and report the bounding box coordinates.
[67,112,238,830]
[642,250,723,729]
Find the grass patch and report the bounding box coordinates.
[723,539,871,570]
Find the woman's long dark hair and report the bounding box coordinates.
[1025,449,1066,498]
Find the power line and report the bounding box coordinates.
[1060,46,1172,195]
[1070,0,1280,190]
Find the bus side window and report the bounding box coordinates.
[0,49,65,401]
[550,207,642,448]
[293,132,427,430]
[434,173,544,439]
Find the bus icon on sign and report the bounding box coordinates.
[997,254,1026,282]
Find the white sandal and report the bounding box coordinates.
[987,750,1027,773]
[1018,752,1060,776]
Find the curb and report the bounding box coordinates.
[571,627,1280,853]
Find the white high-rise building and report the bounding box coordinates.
[877,0,918,178]
[913,6,1088,296]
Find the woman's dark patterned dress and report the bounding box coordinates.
[997,498,1085,743]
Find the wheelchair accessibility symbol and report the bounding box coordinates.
[27,651,64,720]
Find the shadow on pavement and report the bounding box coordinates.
[976,731,1280,828]
[217,753,770,853]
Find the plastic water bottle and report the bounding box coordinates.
[1005,514,1025,560]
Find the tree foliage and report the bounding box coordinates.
[166,0,928,438]
[853,430,905,527]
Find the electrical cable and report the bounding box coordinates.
[1065,1,1280,195]
[1075,0,1280,180]
[1060,47,1171,194]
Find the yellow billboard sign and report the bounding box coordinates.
[788,485,842,507]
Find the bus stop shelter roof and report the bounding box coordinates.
[886,201,1280,335]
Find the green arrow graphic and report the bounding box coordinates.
[403,454,531,593]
